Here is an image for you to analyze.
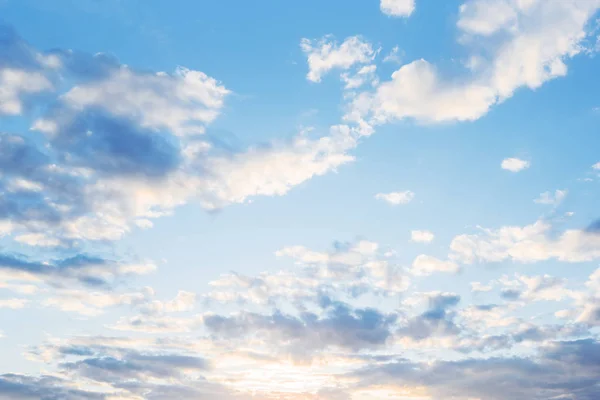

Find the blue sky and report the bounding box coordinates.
[1,0,600,399]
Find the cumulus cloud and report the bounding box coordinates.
[300,36,376,83]
[410,230,434,243]
[0,27,363,246]
[501,157,530,172]
[0,25,57,116]
[375,190,414,205]
[411,255,460,276]
[207,239,410,306]
[346,1,600,125]
[197,124,358,209]
[61,66,229,136]
[398,292,461,341]
[204,304,398,355]
[450,219,600,264]
[380,0,416,17]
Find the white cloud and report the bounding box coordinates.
[375,190,414,205]
[0,68,53,115]
[42,288,153,316]
[0,298,29,309]
[62,66,229,136]
[380,0,416,17]
[198,124,358,209]
[450,219,600,264]
[457,0,520,36]
[164,291,196,313]
[346,1,600,125]
[134,219,154,229]
[534,189,567,206]
[471,281,493,292]
[383,46,403,64]
[593,162,600,170]
[13,122,359,243]
[341,65,378,90]
[501,157,530,172]
[300,36,376,83]
[14,233,62,247]
[411,230,435,243]
[411,255,460,276]
[347,59,497,124]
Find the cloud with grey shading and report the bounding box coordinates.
[204,302,398,355]
[352,339,600,400]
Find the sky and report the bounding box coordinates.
[0,0,600,399]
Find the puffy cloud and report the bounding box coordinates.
[450,219,600,264]
[380,0,416,17]
[300,36,376,83]
[347,59,497,124]
[346,1,600,124]
[374,190,414,205]
[206,239,409,310]
[197,124,358,210]
[0,27,363,246]
[410,230,434,243]
[0,68,53,115]
[496,274,580,303]
[203,304,398,355]
[501,157,530,172]
[534,189,567,205]
[61,66,229,136]
[593,161,600,170]
[0,25,57,116]
[397,292,461,341]
[411,255,460,276]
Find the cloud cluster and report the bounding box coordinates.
[449,219,600,264]
[0,26,363,248]
[345,0,600,125]
[1,244,598,399]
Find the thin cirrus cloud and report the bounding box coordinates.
[375,190,415,205]
[534,189,567,206]
[501,157,530,172]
